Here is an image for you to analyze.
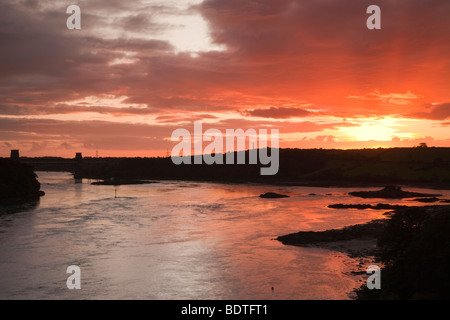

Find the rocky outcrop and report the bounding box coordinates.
[328,203,405,210]
[411,197,441,203]
[277,219,386,247]
[259,192,290,198]
[349,185,441,199]
[0,158,45,204]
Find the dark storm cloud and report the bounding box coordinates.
[411,103,450,121]
[244,107,314,119]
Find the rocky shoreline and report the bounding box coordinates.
[276,201,450,299]
[0,191,45,205]
[277,219,387,258]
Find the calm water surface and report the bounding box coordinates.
[1,171,448,299]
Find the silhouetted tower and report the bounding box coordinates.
[10,149,19,161]
[74,152,83,179]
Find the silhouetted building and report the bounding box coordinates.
[10,149,19,161]
[74,153,83,180]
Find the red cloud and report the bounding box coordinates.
[411,103,450,120]
[0,0,450,155]
[244,107,314,119]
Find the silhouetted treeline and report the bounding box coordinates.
[0,158,44,204]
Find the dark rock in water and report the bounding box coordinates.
[440,199,450,203]
[277,219,386,245]
[0,158,45,204]
[349,185,441,199]
[259,192,290,198]
[328,203,404,210]
[351,270,367,276]
[412,197,441,203]
[329,203,372,209]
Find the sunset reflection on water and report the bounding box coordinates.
[1,172,448,299]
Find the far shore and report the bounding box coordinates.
[16,147,450,190]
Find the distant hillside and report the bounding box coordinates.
[283,147,450,186]
[0,158,45,204]
[59,147,450,188]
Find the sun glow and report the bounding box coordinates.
[339,117,411,141]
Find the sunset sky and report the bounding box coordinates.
[0,0,449,157]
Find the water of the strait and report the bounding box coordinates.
[1,171,448,299]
